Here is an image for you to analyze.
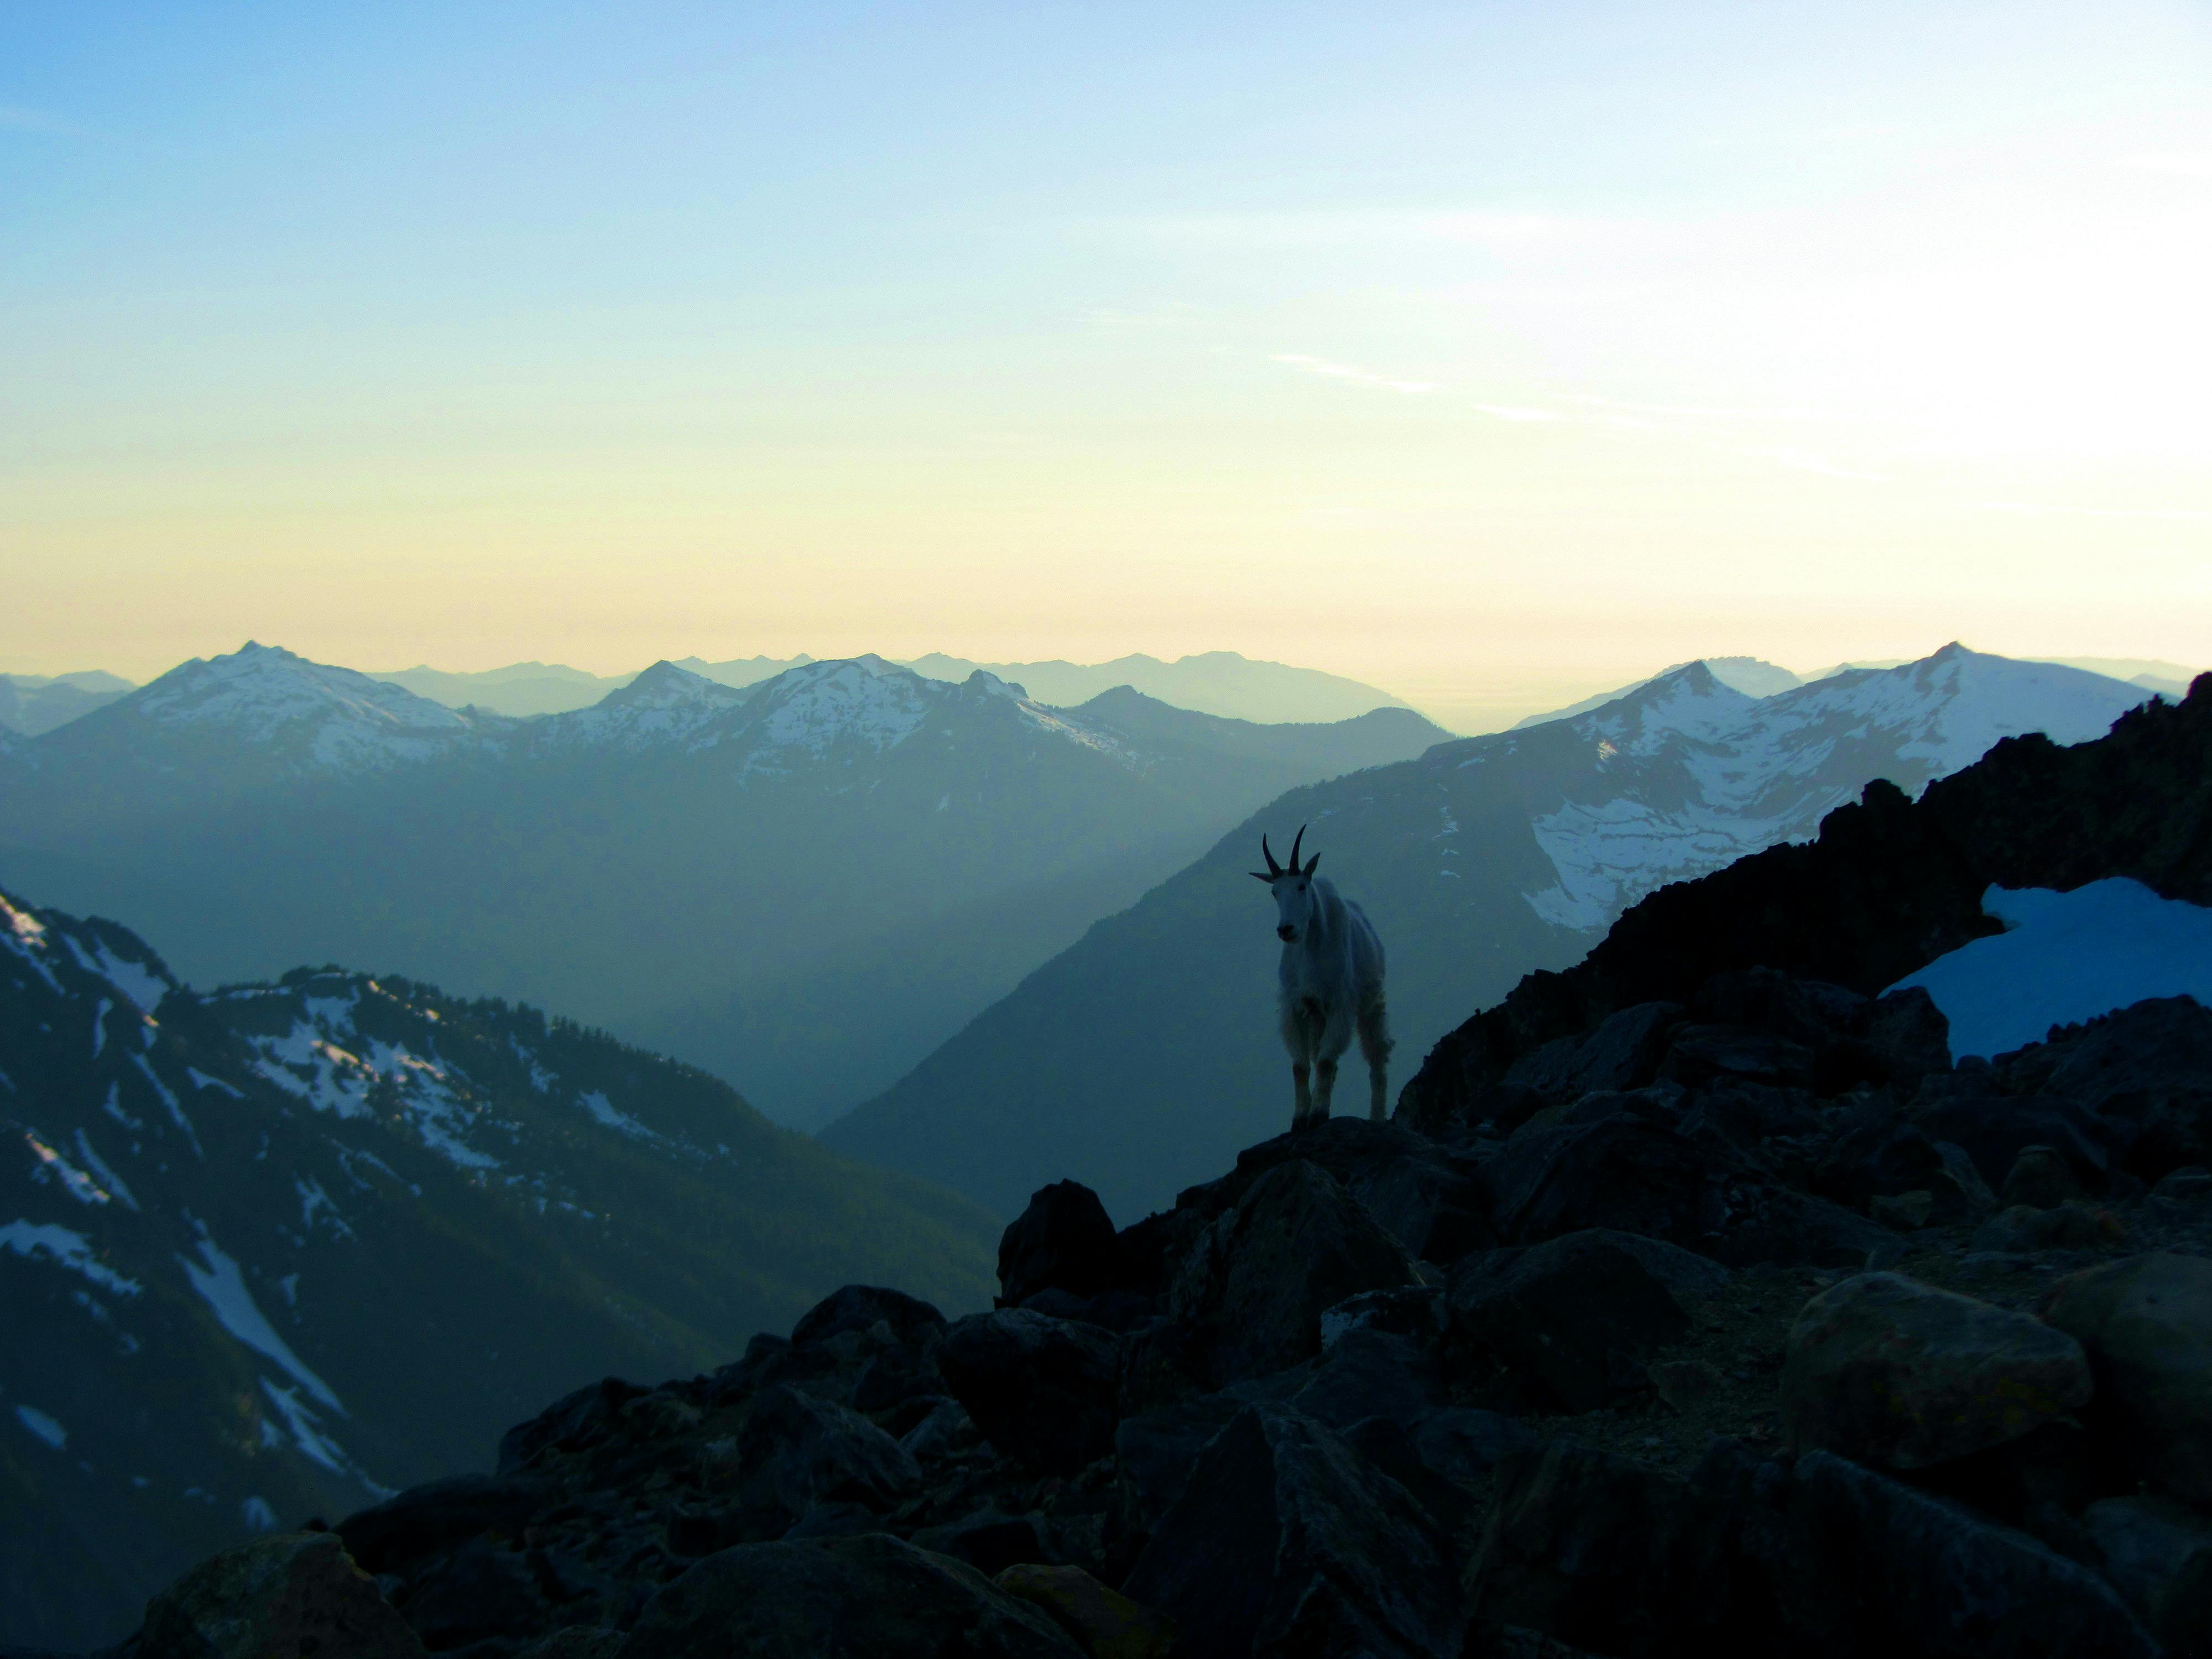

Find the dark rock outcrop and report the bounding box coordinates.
[937,1310,1123,1477]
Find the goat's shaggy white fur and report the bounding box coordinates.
[1254,832,1391,1128]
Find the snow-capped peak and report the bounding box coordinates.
[534,661,752,752]
[116,643,498,770]
[748,658,936,756]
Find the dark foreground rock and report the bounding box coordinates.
[622,1534,1081,1659]
[137,1533,425,1659]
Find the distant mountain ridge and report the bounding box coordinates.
[900,650,1414,725]
[0,886,998,1651]
[822,646,2157,1220]
[0,671,134,737]
[0,646,1447,1127]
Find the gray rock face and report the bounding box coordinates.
[936,1310,1122,1477]
[1501,1002,1684,1104]
[1449,1231,1692,1412]
[1782,1273,2091,1468]
[736,1385,922,1533]
[2084,1495,2212,1659]
[1166,1160,1418,1389]
[137,1532,425,1659]
[2043,1251,2212,1504]
[1122,1405,1463,1659]
[1287,1328,1447,1431]
[621,1534,1083,1659]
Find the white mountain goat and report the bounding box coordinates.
[1251,826,1392,1128]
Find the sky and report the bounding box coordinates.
[3,1,2208,730]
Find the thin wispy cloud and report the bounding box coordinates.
[1102,209,1595,250]
[1271,354,1438,395]
[1470,404,1563,423]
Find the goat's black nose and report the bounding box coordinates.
[1277,926,1296,941]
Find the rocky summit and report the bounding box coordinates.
[54,679,2212,1657]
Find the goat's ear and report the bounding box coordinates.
[1303,854,1320,875]
[1250,870,1276,883]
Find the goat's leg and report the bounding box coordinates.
[1291,1062,1314,1129]
[1313,1057,1339,1120]
[1358,994,1395,1123]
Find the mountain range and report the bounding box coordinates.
[0,672,134,738]
[0,887,998,1651]
[822,646,2157,1220]
[0,646,1445,1127]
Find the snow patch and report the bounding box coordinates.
[73,1130,138,1211]
[579,1089,659,1142]
[179,1227,345,1411]
[15,1405,65,1448]
[0,1219,141,1295]
[23,1132,111,1205]
[62,935,168,1013]
[131,1055,201,1154]
[242,1496,279,1531]
[186,1068,244,1098]
[1890,879,2212,1060]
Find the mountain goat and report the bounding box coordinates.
[1251,826,1392,1128]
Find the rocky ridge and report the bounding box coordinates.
[84,676,2212,1658]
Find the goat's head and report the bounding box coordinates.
[1251,826,1321,942]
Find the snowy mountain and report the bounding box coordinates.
[902,649,1414,725]
[0,646,1447,1128]
[823,646,2158,1220]
[0,672,134,738]
[0,888,997,1651]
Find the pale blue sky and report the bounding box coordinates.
[5,2,2207,726]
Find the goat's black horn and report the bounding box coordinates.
[1288,825,1306,871]
[1260,834,1282,877]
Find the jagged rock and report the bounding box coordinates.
[1484,1117,1731,1249]
[339,1474,555,1576]
[2001,1145,2085,1208]
[1203,1118,1496,1265]
[1500,1003,1684,1104]
[1771,1449,2157,1658]
[1164,1159,1418,1389]
[1815,1119,1995,1222]
[1658,1024,1819,1089]
[790,1285,950,1352]
[137,1532,425,1659]
[1865,986,1954,1086]
[1448,1231,1691,1412]
[1910,1086,2121,1193]
[2084,1495,2212,1659]
[2043,1251,2212,1504]
[911,1511,1050,1578]
[1872,1190,1936,1230]
[390,1536,551,1650]
[1468,1438,2158,1658]
[1970,1202,2115,1253]
[851,1344,946,1415]
[994,1564,1176,1659]
[1113,1395,1245,1532]
[999,1182,1128,1307]
[1995,997,2212,1181]
[899,1397,978,1460]
[1707,1183,1894,1270]
[1121,1404,1463,1659]
[1317,1284,1445,1349]
[736,1384,922,1533]
[1694,968,1868,1048]
[1781,1272,2091,1468]
[621,1533,1082,1658]
[937,1310,1122,1476]
[498,1380,648,1474]
[1286,1328,1447,1431]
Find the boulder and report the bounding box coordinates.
[1211,1117,1496,1265]
[2043,1251,2212,1504]
[736,1384,922,1533]
[2001,1145,2085,1209]
[1165,1159,1417,1388]
[1112,1395,1245,1532]
[620,1533,1082,1659]
[789,1285,948,1351]
[1815,1120,1995,1222]
[137,1532,425,1659]
[1484,1118,1731,1249]
[1448,1231,1690,1412]
[1769,1449,2157,1657]
[1286,1327,1447,1431]
[1707,1183,1893,1270]
[995,1564,1175,1659]
[497,1379,646,1474]
[388,1536,550,1650]
[1692,967,1869,1050]
[1657,1024,1819,1089]
[1316,1284,1444,1350]
[1970,1203,2115,1254]
[338,1473,554,1575]
[999,1182,1126,1307]
[2084,1495,2212,1659]
[910,1510,1050,1578]
[1996,996,2212,1181]
[1911,1088,2120,1194]
[1121,1405,1463,1659]
[937,1309,1122,1477]
[1781,1272,2092,1468]
[1500,1003,1684,1104]
[1864,985,1954,1085]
